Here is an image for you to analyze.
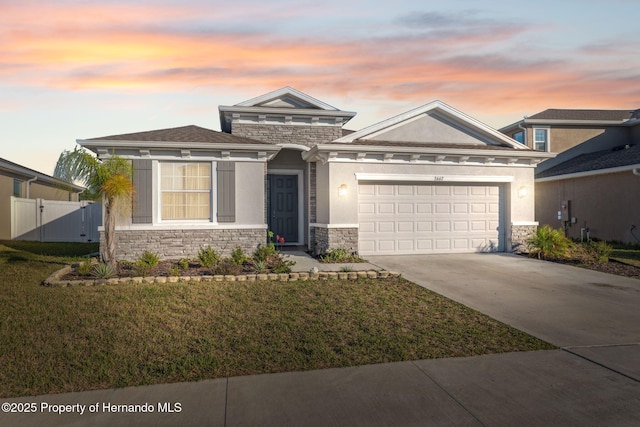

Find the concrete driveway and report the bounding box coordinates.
[368,253,640,383]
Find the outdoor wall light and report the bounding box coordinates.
[518,186,528,199]
[338,184,348,198]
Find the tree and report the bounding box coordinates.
[54,147,133,269]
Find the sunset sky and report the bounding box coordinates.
[2,0,639,174]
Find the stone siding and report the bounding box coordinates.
[232,123,342,147]
[103,228,266,261]
[312,226,358,255]
[510,224,537,253]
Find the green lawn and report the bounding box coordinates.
[0,241,554,398]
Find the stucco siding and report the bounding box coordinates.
[536,172,640,243]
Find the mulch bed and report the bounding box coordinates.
[543,257,640,279]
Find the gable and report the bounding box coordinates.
[334,101,526,150]
[235,86,339,111]
[365,112,503,147]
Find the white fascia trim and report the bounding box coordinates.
[354,173,514,183]
[524,119,628,126]
[78,139,280,152]
[535,164,640,182]
[511,221,539,226]
[310,223,359,229]
[232,86,340,111]
[218,105,357,119]
[303,145,555,164]
[109,224,268,232]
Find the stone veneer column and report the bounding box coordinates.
[510,223,537,253]
[311,226,358,256]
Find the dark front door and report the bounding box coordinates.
[268,174,298,243]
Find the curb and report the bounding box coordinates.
[42,267,401,287]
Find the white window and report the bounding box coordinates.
[513,131,524,144]
[533,128,549,151]
[13,179,22,197]
[160,162,211,220]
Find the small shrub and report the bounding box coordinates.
[231,247,247,266]
[271,259,296,274]
[586,240,613,263]
[253,244,277,263]
[527,225,571,260]
[178,258,190,271]
[91,263,116,279]
[320,248,363,263]
[137,250,159,268]
[198,246,220,268]
[168,266,180,277]
[77,259,93,276]
[253,259,267,273]
[211,260,243,276]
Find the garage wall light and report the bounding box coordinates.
[338,184,348,198]
[518,186,528,199]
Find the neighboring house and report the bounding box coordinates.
[524,110,640,243]
[0,157,84,240]
[78,87,552,260]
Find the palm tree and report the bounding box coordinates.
[54,147,133,269]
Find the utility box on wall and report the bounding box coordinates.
[560,200,570,222]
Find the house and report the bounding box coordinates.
[78,87,553,260]
[510,109,640,243]
[0,157,84,240]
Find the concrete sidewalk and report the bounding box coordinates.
[2,349,639,426]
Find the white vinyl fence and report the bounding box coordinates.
[11,197,102,242]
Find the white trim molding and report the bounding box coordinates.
[310,223,359,229]
[535,164,640,182]
[354,173,515,183]
[511,221,539,226]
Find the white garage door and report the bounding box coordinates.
[358,182,504,255]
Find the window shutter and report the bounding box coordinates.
[217,161,236,223]
[132,159,152,224]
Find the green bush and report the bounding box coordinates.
[320,248,364,263]
[178,258,190,271]
[253,244,277,263]
[198,246,220,268]
[168,267,180,277]
[77,259,94,276]
[137,250,159,268]
[231,247,247,266]
[527,225,571,260]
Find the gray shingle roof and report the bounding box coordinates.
[86,125,272,145]
[528,109,635,122]
[536,144,640,178]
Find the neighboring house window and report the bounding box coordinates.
[533,128,549,151]
[160,162,211,220]
[13,179,22,197]
[513,131,524,144]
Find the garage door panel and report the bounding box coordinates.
[397,221,414,232]
[397,240,414,251]
[358,183,504,255]
[378,221,394,233]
